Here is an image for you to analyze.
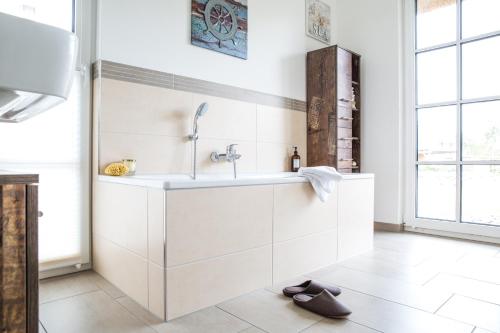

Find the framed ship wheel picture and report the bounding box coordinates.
[191,0,248,59]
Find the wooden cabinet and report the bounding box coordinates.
[307,45,361,173]
[0,172,39,333]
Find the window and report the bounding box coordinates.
[0,0,90,271]
[414,0,500,226]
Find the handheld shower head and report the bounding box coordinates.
[195,102,209,119]
[191,102,209,139]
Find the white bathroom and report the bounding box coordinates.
[0,1,499,333]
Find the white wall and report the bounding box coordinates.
[335,0,404,225]
[97,0,336,101]
[96,0,405,225]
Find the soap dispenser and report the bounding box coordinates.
[291,146,301,172]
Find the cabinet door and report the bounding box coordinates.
[338,178,374,261]
[336,48,353,106]
[0,185,27,333]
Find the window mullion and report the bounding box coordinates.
[456,0,463,224]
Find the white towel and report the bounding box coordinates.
[298,166,343,202]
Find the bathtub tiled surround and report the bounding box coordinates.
[93,174,374,321]
[93,60,307,175]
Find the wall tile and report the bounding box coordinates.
[166,185,273,267]
[256,142,307,172]
[273,230,338,284]
[192,94,257,142]
[93,235,149,308]
[96,78,308,175]
[100,132,191,174]
[166,245,272,320]
[100,78,193,136]
[94,182,148,258]
[257,105,306,145]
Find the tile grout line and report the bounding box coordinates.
[215,305,272,333]
[39,288,101,305]
[433,293,456,314]
[305,276,449,315]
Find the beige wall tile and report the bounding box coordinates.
[257,105,306,145]
[148,262,165,320]
[256,142,306,173]
[96,79,310,176]
[100,78,193,136]
[166,186,273,266]
[148,189,165,267]
[196,138,257,174]
[338,178,374,261]
[273,230,338,284]
[192,94,257,142]
[166,245,272,320]
[94,182,148,257]
[100,132,191,174]
[93,235,149,308]
[273,183,338,243]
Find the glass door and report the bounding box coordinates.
[409,0,500,237]
[0,0,91,273]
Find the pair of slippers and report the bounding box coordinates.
[282,280,351,319]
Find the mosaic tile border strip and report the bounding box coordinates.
[93,60,307,112]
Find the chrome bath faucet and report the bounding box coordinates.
[211,144,242,179]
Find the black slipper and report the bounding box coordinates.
[282,280,341,297]
[293,290,352,319]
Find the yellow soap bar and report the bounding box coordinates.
[104,162,129,176]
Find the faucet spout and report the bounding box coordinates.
[210,143,242,179]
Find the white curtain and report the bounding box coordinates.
[0,73,90,270]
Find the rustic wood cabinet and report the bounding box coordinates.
[0,172,39,333]
[307,45,361,173]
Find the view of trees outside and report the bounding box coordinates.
[416,0,500,226]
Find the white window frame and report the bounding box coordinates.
[403,0,500,241]
[38,0,96,278]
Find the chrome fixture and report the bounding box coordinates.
[211,144,242,179]
[188,102,209,179]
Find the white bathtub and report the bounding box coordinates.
[94,171,374,320]
[97,172,373,190]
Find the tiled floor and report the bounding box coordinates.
[39,231,500,333]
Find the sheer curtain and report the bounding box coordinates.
[0,0,90,271]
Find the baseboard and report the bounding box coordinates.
[404,225,500,245]
[374,222,404,232]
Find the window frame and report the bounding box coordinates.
[404,0,500,239]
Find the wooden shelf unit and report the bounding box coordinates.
[306,45,361,173]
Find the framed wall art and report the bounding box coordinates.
[191,0,248,59]
[306,0,331,45]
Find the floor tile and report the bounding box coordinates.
[217,289,322,333]
[39,322,47,333]
[307,266,452,312]
[39,271,100,303]
[437,295,500,332]
[336,255,438,285]
[301,319,380,332]
[362,247,431,266]
[447,255,500,284]
[473,328,495,333]
[117,296,251,333]
[425,273,500,306]
[40,290,155,333]
[238,326,267,333]
[335,288,473,333]
[89,272,126,299]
